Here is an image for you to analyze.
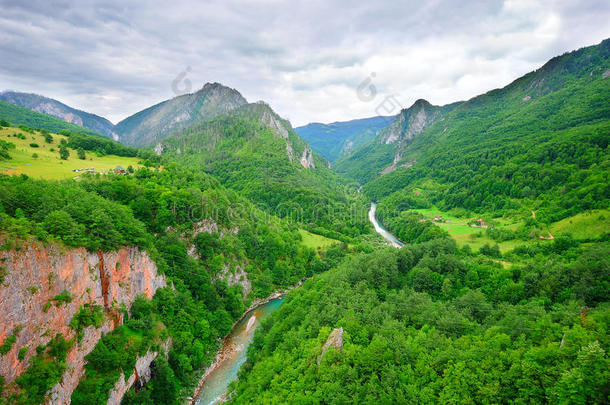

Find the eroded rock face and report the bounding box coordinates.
[216,263,252,298]
[317,327,343,365]
[300,147,315,169]
[0,241,166,403]
[261,108,289,139]
[106,339,170,405]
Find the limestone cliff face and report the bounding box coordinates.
[300,146,316,169]
[106,338,171,405]
[378,99,445,174]
[0,241,166,403]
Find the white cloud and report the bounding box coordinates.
[0,0,608,126]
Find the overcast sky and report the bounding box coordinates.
[1,0,609,126]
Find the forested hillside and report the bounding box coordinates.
[157,102,370,240]
[362,39,609,232]
[0,101,107,138]
[230,230,609,404]
[0,162,350,404]
[0,92,116,138]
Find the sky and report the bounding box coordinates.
[0,0,609,127]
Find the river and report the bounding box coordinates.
[193,298,284,405]
[192,202,398,403]
[368,202,404,248]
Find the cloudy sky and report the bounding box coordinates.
[1,0,609,126]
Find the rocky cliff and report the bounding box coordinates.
[106,338,171,405]
[0,241,166,404]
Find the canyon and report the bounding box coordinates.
[0,240,166,404]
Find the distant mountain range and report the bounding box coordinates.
[295,116,393,163]
[0,91,117,139]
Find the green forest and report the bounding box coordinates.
[0,35,608,405]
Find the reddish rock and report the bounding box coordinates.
[0,241,165,404]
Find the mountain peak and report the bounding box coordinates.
[200,82,238,93]
[411,98,431,108]
[115,82,248,146]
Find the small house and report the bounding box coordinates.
[113,165,126,174]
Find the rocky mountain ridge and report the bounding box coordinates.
[0,91,117,139]
[115,82,248,146]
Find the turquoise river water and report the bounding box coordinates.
[194,298,284,405]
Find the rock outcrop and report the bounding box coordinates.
[0,241,166,403]
[106,338,171,405]
[300,146,315,169]
[378,99,445,174]
[317,327,343,365]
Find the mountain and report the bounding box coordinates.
[0,99,108,137]
[333,99,459,183]
[295,116,393,162]
[363,38,610,227]
[115,82,248,146]
[0,91,116,138]
[157,100,368,238]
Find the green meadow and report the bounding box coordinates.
[0,127,141,180]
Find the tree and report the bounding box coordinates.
[59,144,69,160]
[77,148,86,160]
[150,358,179,404]
[43,210,84,245]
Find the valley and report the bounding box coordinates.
[0,35,608,405]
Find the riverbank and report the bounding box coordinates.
[188,279,307,404]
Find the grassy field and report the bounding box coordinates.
[412,207,531,254]
[0,127,141,180]
[298,229,342,250]
[550,209,610,240]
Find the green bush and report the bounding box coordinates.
[51,290,72,306]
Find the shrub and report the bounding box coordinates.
[18,346,28,360]
[51,290,72,306]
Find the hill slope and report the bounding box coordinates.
[295,116,393,162]
[0,91,116,138]
[115,82,248,146]
[0,125,141,179]
[363,38,610,230]
[157,101,369,238]
[0,100,108,138]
